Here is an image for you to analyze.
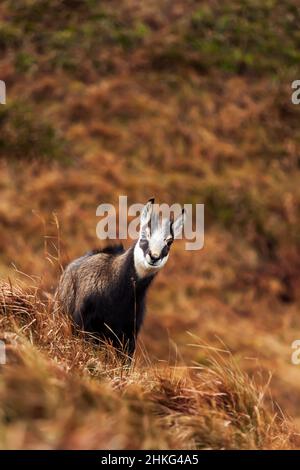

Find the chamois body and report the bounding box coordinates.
[57,244,154,355]
[57,199,185,356]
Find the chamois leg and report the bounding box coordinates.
[126,337,136,359]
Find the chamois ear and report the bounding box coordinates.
[172,208,186,238]
[140,198,154,238]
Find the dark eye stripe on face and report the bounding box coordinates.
[139,239,149,255]
[161,245,170,259]
[166,238,173,247]
[139,239,171,260]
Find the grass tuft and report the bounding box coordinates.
[0,280,295,449]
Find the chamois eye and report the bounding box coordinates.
[139,239,149,253]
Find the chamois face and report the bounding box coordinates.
[134,199,185,278]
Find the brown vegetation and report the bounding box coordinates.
[0,0,300,449]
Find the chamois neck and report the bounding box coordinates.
[133,241,158,281]
[114,243,155,290]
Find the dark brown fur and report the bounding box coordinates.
[56,244,155,356]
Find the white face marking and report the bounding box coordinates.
[134,242,169,279]
[148,228,166,258]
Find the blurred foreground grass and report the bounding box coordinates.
[0,281,296,449]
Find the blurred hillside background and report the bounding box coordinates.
[0,0,300,449]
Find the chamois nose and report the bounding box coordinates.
[149,252,160,262]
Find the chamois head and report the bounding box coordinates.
[134,198,185,278]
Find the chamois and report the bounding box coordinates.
[56,199,185,356]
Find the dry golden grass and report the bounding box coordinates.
[0,280,296,450]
